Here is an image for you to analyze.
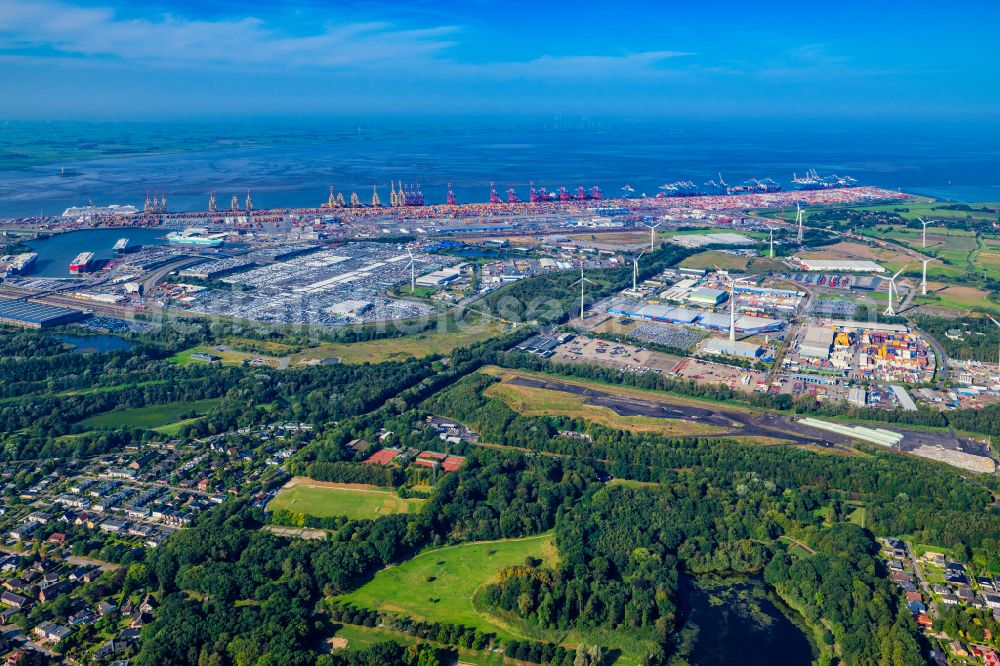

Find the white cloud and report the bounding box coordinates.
[0,0,700,82]
[0,0,458,68]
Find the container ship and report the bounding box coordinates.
[69,252,95,273]
[165,228,226,247]
[657,181,699,197]
[792,169,858,190]
[1,253,36,276]
[727,177,782,194]
[113,238,129,253]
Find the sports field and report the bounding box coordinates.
[337,533,557,636]
[80,398,223,429]
[267,479,423,520]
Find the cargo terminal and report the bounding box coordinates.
[786,320,934,384]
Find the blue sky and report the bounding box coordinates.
[1,0,998,121]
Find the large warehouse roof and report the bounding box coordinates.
[797,258,885,273]
[0,299,86,327]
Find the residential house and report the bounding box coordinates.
[33,621,72,643]
[0,591,29,610]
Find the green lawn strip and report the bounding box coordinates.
[80,397,223,429]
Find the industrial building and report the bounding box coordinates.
[608,302,700,324]
[0,300,86,328]
[670,233,755,248]
[687,287,728,306]
[795,258,885,273]
[800,325,836,359]
[849,276,883,291]
[702,338,763,360]
[324,300,373,318]
[415,267,463,287]
[890,385,918,411]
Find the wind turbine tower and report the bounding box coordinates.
[988,315,1000,372]
[883,266,906,316]
[643,221,661,251]
[632,250,645,291]
[729,279,738,342]
[921,258,930,295]
[716,267,747,343]
[767,226,776,258]
[796,204,804,242]
[405,249,416,293]
[572,264,595,320]
[919,218,930,248]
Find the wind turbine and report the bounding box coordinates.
[632,250,645,291]
[796,204,804,242]
[987,315,1000,372]
[918,217,931,248]
[571,264,595,320]
[882,266,906,316]
[921,258,930,295]
[405,249,416,293]
[716,267,750,343]
[643,221,661,251]
[767,226,776,258]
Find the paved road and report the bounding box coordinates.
[905,540,938,619]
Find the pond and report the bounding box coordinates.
[58,334,134,354]
[673,575,815,665]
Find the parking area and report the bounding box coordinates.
[550,337,681,374]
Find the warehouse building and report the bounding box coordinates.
[890,385,918,411]
[415,267,462,287]
[795,258,885,273]
[607,302,701,324]
[0,300,86,328]
[800,325,836,360]
[671,233,755,248]
[849,276,883,291]
[687,287,728,306]
[703,338,763,360]
[324,300,373,318]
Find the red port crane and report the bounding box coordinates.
[489,181,501,204]
[446,182,457,205]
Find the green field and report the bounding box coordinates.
[336,532,654,664]
[170,345,284,368]
[80,398,222,429]
[267,481,424,520]
[288,323,508,365]
[338,534,557,638]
